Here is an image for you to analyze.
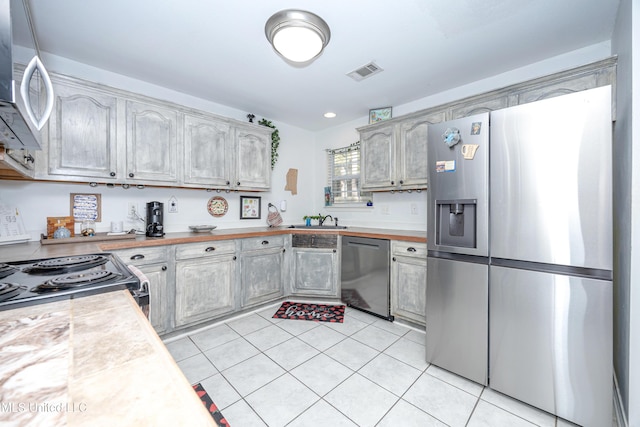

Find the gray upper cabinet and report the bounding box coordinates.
[34,72,272,190]
[361,111,444,191]
[360,124,396,190]
[44,79,119,181]
[397,112,446,189]
[234,124,272,191]
[449,95,510,120]
[125,100,179,184]
[183,114,232,187]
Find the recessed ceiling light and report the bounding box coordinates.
[324,112,336,118]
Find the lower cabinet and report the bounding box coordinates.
[113,246,172,335]
[174,240,237,328]
[290,234,339,297]
[239,236,286,308]
[390,241,427,326]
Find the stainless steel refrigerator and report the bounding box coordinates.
[426,86,612,427]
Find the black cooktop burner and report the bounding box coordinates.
[0,282,24,302]
[0,263,18,280]
[31,270,123,293]
[23,255,108,275]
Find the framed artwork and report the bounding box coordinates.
[369,106,392,124]
[240,196,261,219]
[70,193,101,222]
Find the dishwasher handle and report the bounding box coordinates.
[345,240,384,250]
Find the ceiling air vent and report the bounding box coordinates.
[347,61,383,81]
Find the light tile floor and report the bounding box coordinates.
[165,303,581,427]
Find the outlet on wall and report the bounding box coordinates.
[127,202,138,218]
[168,196,178,213]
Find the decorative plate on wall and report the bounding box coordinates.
[207,196,228,217]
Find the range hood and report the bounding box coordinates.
[0,0,53,150]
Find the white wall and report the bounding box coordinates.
[312,42,612,232]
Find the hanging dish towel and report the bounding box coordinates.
[267,203,283,227]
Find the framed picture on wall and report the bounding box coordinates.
[70,193,101,222]
[240,196,261,219]
[369,106,392,124]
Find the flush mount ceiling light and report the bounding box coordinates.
[265,9,331,63]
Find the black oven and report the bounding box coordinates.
[0,253,145,311]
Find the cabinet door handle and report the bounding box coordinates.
[233,256,237,261]
[161,265,167,271]
[333,249,337,253]
[128,173,134,178]
[407,247,417,252]
[399,180,404,185]
[282,248,286,253]
[392,257,397,262]
[205,247,215,252]
[226,181,230,185]
[261,240,269,245]
[391,180,395,185]
[236,181,241,186]
[110,171,116,177]
[130,254,145,260]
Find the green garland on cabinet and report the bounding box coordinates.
[258,118,280,170]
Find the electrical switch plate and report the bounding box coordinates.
[168,196,178,213]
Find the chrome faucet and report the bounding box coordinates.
[318,214,333,226]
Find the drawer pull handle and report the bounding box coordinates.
[407,247,417,252]
[130,254,145,260]
[205,247,215,252]
[261,240,269,245]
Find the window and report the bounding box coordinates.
[326,142,371,204]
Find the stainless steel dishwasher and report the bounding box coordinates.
[340,236,392,321]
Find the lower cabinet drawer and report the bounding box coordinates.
[175,240,236,260]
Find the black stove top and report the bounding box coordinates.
[0,253,140,310]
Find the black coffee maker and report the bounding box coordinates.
[146,201,165,237]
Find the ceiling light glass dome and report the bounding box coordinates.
[265,10,331,63]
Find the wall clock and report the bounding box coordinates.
[207,196,228,217]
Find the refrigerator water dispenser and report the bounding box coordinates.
[436,199,477,248]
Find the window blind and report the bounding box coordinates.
[326,142,371,204]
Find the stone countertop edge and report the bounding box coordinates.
[0,290,215,426]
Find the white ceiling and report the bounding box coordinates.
[19,0,619,131]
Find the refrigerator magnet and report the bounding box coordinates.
[471,122,482,135]
[436,160,456,172]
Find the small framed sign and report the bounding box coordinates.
[70,193,101,222]
[240,196,261,220]
[369,106,392,124]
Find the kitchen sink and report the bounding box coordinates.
[288,225,348,229]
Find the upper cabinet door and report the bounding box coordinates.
[360,124,396,190]
[234,125,271,190]
[126,100,179,184]
[47,82,118,180]
[398,112,445,189]
[183,114,232,187]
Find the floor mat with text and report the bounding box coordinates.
[272,301,345,323]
